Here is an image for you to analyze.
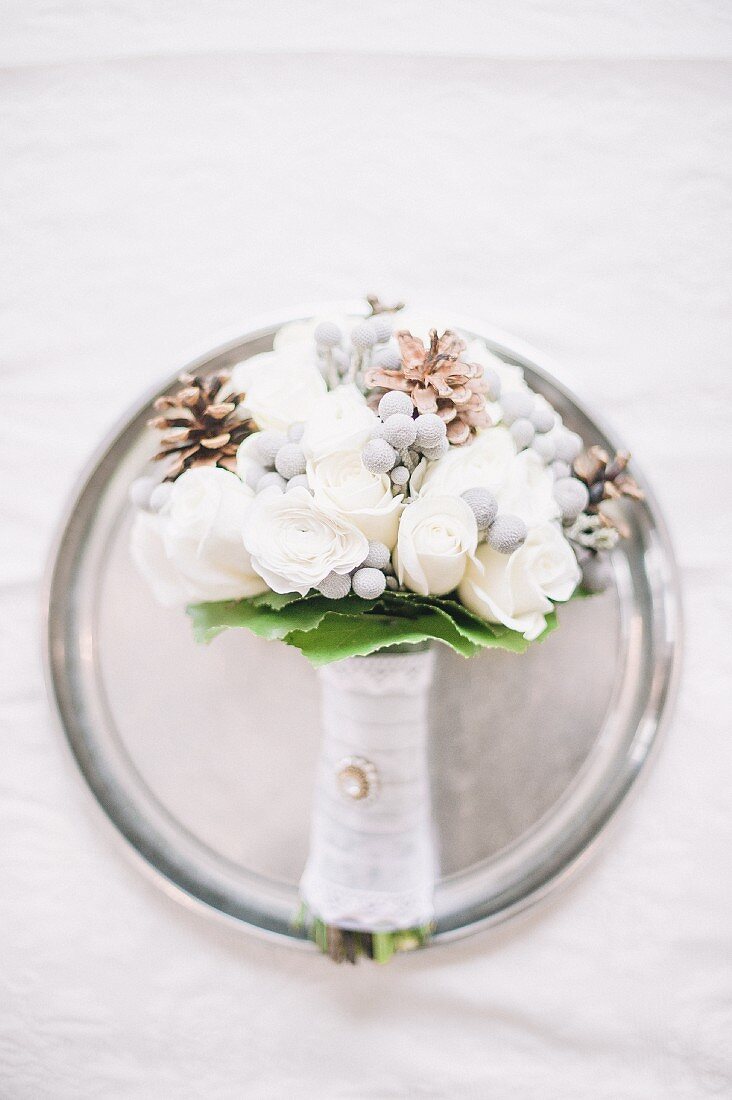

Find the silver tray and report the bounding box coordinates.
[44,303,681,949]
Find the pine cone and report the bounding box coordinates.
[573,446,644,537]
[365,329,490,445]
[149,371,254,481]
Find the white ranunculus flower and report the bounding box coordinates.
[496,449,560,527]
[419,425,516,499]
[395,495,478,597]
[243,485,368,595]
[302,384,378,465]
[308,451,404,548]
[458,522,581,640]
[230,345,326,433]
[131,467,267,605]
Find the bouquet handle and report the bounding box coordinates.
[300,647,436,956]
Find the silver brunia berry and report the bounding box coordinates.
[461,488,498,531]
[256,431,287,467]
[487,514,528,554]
[318,571,352,599]
[256,471,287,493]
[350,322,378,350]
[352,567,387,600]
[510,418,535,450]
[500,391,534,425]
[313,321,342,348]
[553,477,590,522]
[274,443,307,480]
[378,390,413,420]
[362,438,398,475]
[414,413,446,450]
[362,540,391,570]
[382,413,417,451]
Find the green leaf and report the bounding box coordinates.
[188,593,333,644]
[250,590,304,610]
[188,587,562,663]
[378,591,538,654]
[572,585,598,600]
[283,603,481,666]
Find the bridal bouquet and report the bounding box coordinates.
[130,297,642,962]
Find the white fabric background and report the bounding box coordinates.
[1,3,731,1097]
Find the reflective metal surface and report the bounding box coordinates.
[44,304,681,947]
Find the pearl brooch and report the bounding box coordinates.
[336,758,378,802]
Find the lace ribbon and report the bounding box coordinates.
[300,650,436,932]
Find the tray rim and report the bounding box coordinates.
[42,300,683,951]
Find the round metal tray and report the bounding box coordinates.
[44,303,681,949]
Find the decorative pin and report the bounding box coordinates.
[336,757,378,803]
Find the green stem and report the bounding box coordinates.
[297,911,433,964]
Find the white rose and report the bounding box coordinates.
[272,314,357,350]
[235,431,266,486]
[458,522,581,640]
[165,467,267,601]
[419,425,516,498]
[395,495,478,596]
[464,337,529,396]
[131,467,267,605]
[302,384,377,465]
[308,450,404,548]
[243,485,368,595]
[230,345,326,433]
[496,449,560,527]
[464,337,533,422]
[130,510,190,607]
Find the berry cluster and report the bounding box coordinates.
[361,391,448,494]
[500,389,592,527]
[460,488,527,555]
[243,425,309,494]
[553,475,590,524]
[318,539,397,601]
[314,316,394,388]
[501,391,582,475]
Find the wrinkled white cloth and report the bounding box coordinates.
[1,3,731,1097]
[302,651,436,931]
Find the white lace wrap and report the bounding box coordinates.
[300,649,436,932]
